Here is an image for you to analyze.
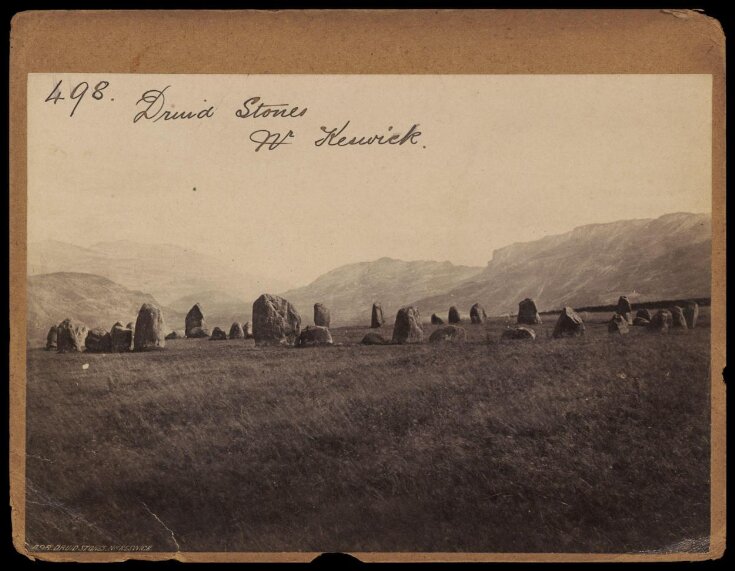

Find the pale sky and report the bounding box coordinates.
[28,74,712,287]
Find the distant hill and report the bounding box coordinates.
[27,240,291,306]
[411,212,711,318]
[27,272,186,346]
[277,257,484,326]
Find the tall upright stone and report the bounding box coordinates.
[56,319,88,353]
[552,307,585,338]
[682,301,700,329]
[242,321,253,339]
[252,294,302,346]
[616,296,633,324]
[134,303,166,351]
[518,298,542,325]
[470,303,487,324]
[314,303,331,327]
[45,326,58,350]
[448,306,461,324]
[371,303,385,328]
[185,303,208,338]
[392,306,423,344]
[671,306,688,329]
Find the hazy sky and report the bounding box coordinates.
[28,74,712,288]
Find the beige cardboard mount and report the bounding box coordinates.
[9,9,726,562]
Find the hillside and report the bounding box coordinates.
[27,272,186,345]
[278,257,483,326]
[28,240,290,305]
[411,212,711,318]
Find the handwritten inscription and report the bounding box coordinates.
[235,97,308,119]
[44,81,425,151]
[315,121,422,147]
[134,86,215,123]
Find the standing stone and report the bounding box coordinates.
[361,332,388,345]
[616,296,633,323]
[392,306,423,344]
[56,319,88,353]
[552,307,585,338]
[431,313,444,325]
[111,322,134,352]
[229,322,245,339]
[133,303,166,351]
[648,309,673,333]
[210,327,228,340]
[671,306,688,329]
[608,313,630,335]
[297,325,334,347]
[185,304,208,338]
[682,301,700,329]
[252,293,302,346]
[314,303,331,327]
[45,326,57,350]
[636,308,652,321]
[448,306,461,324]
[429,325,467,343]
[371,303,385,328]
[518,298,542,325]
[242,322,253,339]
[85,328,112,352]
[501,326,536,341]
[126,322,135,331]
[470,303,487,324]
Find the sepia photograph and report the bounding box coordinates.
[10,10,725,563]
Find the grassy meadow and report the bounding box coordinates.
[25,309,711,553]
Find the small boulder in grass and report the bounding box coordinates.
[636,308,652,321]
[608,313,630,335]
[85,328,112,352]
[632,317,650,327]
[297,325,333,347]
[648,309,673,333]
[361,332,388,345]
[57,318,88,353]
[431,313,444,325]
[501,326,536,341]
[552,307,585,338]
[209,327,228,340]
[429,325,467,343]
[229,322,245,339]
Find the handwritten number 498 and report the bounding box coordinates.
[45,80,110,117]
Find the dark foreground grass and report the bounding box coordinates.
[25,311,711,553]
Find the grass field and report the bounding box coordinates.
[24,309,711,553]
